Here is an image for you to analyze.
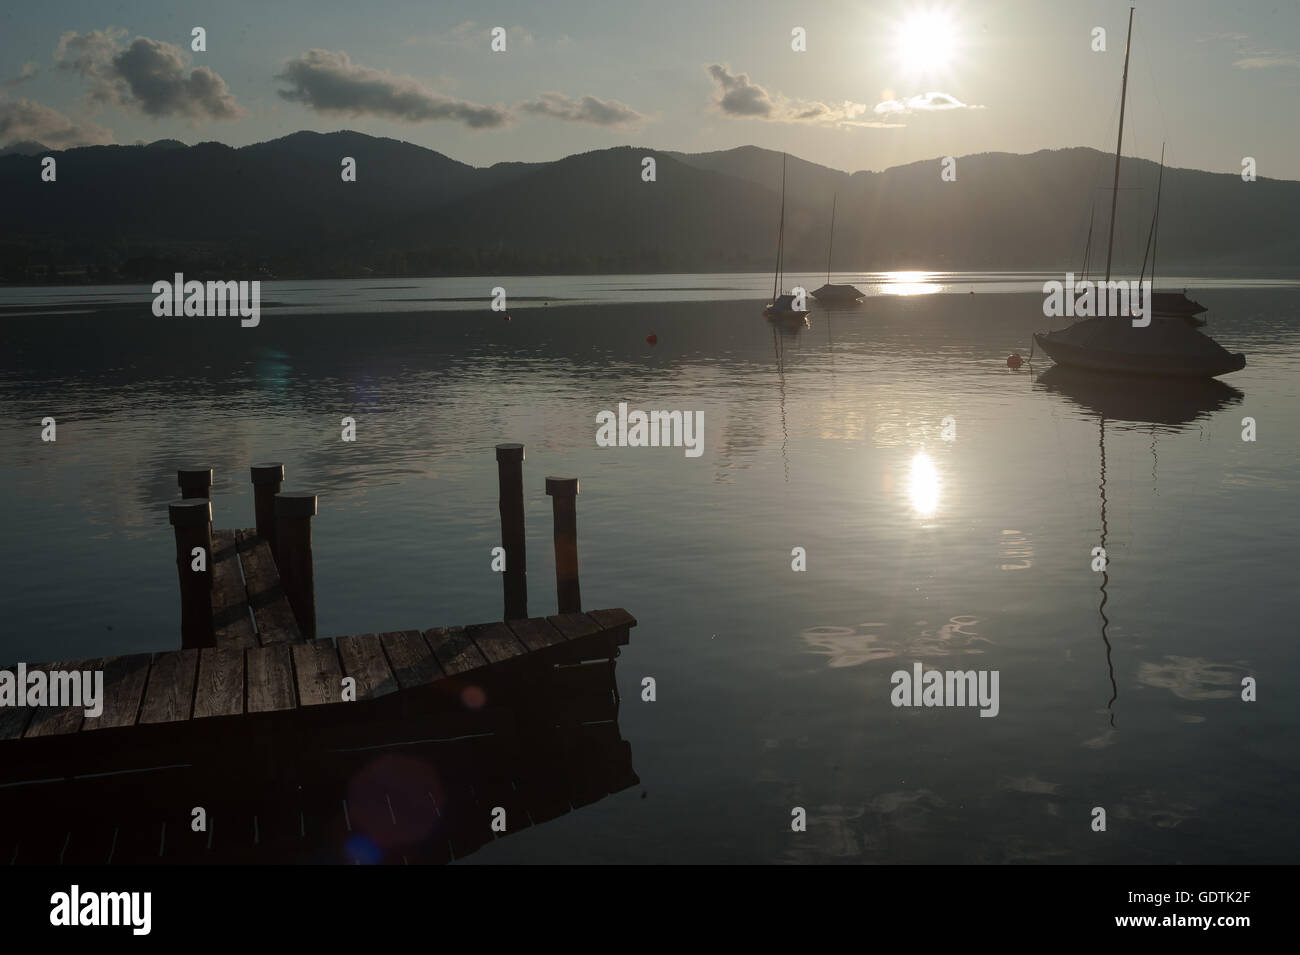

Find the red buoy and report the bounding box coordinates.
[503,313,512,322]
[646,333,658,345]
[1006,353,1023,369]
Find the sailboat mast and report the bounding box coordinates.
[826,194,837,285]
[1104,6,1135,284]
[773,154,787,300]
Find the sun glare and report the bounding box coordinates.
[908,451,942,519]
[895,10,957,74]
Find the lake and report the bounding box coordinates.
[1,273,1297,863]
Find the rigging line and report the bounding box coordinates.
[1079,68,1124,283]
[1151,146,1162,289]
[1139,143,1165,287]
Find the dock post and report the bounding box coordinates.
[250,462,285,557]
[177,466,213,500]
[169,499,214,648]
[495,443,528,620]
[545,476,581,613]
[275,492,318,639]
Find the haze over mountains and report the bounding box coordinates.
[2,130,1297,282]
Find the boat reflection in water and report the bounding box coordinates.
[1034,365,1243,429]
[1035,364,1243,730]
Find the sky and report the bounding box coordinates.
[1,0,1297,178]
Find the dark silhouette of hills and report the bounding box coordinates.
[1,130,1297,281]
[0,141,49,157]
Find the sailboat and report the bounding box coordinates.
[764,153,810,323]
[1033,7,1245,378]
[811,194,864,304]
[1140,147,1208,327]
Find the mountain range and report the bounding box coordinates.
[2,130,1298,282]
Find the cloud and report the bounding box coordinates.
[55,28,244,122]
[2,62,39,89]
[1198,32,1300,70]
[275,49,508,128]
[706,64,902,127]
[873,91,984,115]
[516,91,643,126]
[402,23,535,50]
[1233,53,1300,69]
[707,64,776,117]
[0,97,113,147]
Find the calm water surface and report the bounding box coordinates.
[1,275,1297,863]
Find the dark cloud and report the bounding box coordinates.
[275,49,507,128]
[706,64,895,127]
[0,98,113,147]
[55,28,244,121]
[516,91,643,126]
[707,65,774,117]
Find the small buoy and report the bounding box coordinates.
[969,289,975,295]
[1006,353,1023,369]
[646,333,658,345]
[503,313,512,322]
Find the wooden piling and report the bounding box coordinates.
[545,476,581,614]
[177,466,213,500]
[169,499,214,649]
[496,443,527,620]
[250,463,285,557]
[275,493,318,640]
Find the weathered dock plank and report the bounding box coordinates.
[547,612,602,641]
[506,617,567,653]
[84,653,152,731]
[139,649,198,724]
[235,529,302,645]
[0,611,636,752]
[193,647,244,719]
[293,640,344,707]
[587,609,637,644]
[211,530,257,650]
[24,658,105,738]
[379,630,441,689]
[336,634,398,701]
[424,626,488,677]
[465,622,529,666]
[246,644,295,713]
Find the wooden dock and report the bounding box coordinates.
[0,446,640,863]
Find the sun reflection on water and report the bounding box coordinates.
[877,270,943,296]
[908,451,941,518]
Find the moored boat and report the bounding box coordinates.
[810,194,864,305]
[1037,7,1243,378]
[764,154,810,322]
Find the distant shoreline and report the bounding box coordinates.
[4,267,1300,292]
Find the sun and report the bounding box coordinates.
[895,9,957,74]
